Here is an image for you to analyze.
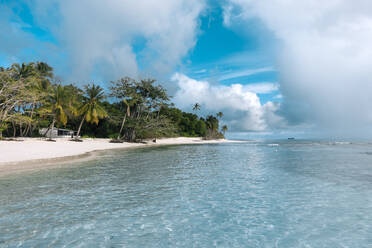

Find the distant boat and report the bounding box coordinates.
[288,137,295,140]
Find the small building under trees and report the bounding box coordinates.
[39,127,78,138]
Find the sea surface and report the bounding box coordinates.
[0,140,371,247]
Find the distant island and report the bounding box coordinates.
[0,62,227,142]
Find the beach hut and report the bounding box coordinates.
[39,127,78,138]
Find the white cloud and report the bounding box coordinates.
[224,0,372,135]
[273,94,283,99]
[219,67,274,81]
[172,73,284,131]
[20,0,205,82]
[243,82,278,94]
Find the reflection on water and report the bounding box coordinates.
[0,141,372,247]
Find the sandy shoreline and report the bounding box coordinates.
[0,137,235,176]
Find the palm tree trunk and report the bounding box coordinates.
[49,119,56,140]
[117,114,127,139]
[146,105,152,120]
[43,125,50,138]
[28,102,35,136]
[136,105,142,120]
[157,106,161,120]
[76,114,86,139]
[20,123,24,137]
[12,121,16,138]
[24,124,30,137]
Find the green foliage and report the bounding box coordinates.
[221,125,228,134]
[81,135,94,138]
[0,62,225,140]
[196,120,207,137]
[192,103,201,111]
[74,83,108,138]
[39,84,76,126]
[79,84,107,125]
[108,133,120,139]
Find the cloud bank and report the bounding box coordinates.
[224,0,372,135]
[172,73,284,131]
[2,0,205,82]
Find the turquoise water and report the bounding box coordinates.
[0,141,371,247]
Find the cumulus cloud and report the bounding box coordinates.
[244,82,278,94]
[5,0,205,82]
[223,0,372,135]
[172,73,284,131]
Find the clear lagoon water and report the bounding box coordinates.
[0,140,371,247]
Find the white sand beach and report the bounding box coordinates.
[0,137,234,176]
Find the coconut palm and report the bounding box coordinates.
[25,67,53,136]
[10,63,35,80]
[35,62,53,79]
[116,99,133,139]
[39,85,72,140]
[217,111,224,119]
[222,125,228,134]
[193,103,201,111]
[75,84,107,140]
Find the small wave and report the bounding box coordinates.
[328,141,352,145]
[267,144,279,147]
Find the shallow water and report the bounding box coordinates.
[0,141,371,247]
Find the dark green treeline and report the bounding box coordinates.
[0,62,225,141]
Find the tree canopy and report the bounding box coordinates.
[0,62,226,141]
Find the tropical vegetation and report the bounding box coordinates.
[0,62,226,141]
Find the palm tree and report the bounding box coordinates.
[75,84,107,140]
[217,111,223,119]
[40,85,71,140]
[35,62,53,79]
[117,99,132,140]
[25,67,53,136]
[193,103,201,112]
[10,63,35,80]
[222,125,228,134]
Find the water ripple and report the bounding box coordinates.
[0,142,371,247]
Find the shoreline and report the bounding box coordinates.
[0,137,237,177]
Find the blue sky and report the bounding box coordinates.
[0,0,279,101]
[0,0,283,134]
[180,3,279,104]
[2,0,372,137]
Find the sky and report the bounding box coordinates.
[2,0,372,139]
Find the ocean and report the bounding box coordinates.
[0,140,371,247]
